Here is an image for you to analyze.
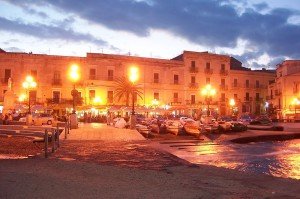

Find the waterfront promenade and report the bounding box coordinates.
[1,123,300,198]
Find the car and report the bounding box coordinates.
[238,114,253,125]
[19,113,54,125]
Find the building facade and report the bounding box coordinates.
[267,60,300,120]
[0,49,275,117]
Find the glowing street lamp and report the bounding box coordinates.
[229,98,236,115]
[68,64,80,113]
[22,75,37,114]
[128,66,139,129]
[291,97,300,115]
[201,84,216,116]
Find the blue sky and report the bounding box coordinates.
[0,0,300,69]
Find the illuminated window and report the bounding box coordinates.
[154,92,159,100]
[154,73,159,83]
[191,95,195,104]
[108,70,114,81]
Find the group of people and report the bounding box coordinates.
[0,113,14,125]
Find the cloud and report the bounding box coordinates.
[4,0,300,66]
[0,16,108,46]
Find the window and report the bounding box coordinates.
[174,74,179,84]
[107,91,113,104]
[234,94,238,99]
[221,64,225,70]
[256,93,260,101]
[191,76,196,84]
[89,90,95,100]
[53,71,61,85]
[154,92,159,100]
[206,77,210,84]
[108,70,114,81]
[53,91,60,103]
[89,69,96,80]
[191,95,195,104]
[174,93,178,102]
[154,73,159,83]
[221,79,225,86]
[221,93,225,102]
[206,62,210,69]
[191,61,196,68]
[256,80,260,88]
[234,79,238,87]
[31,70,37,79]
[246,80,250,88]
[4,69,11,83]
[246,92,250,101]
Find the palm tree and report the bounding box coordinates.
[114,76,143,106]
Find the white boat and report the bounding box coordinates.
[183,121,201,136]
[165,120,182,136]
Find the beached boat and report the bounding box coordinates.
[183,121,201,136]
[165,120,182,135]
[247,118,284,131]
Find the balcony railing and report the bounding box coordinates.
[293,88,298,94]
[173,80,179,85]
[231,83,239,88]
[219,69,228,76]
[171,98,182,105]
[52,79,62,86]
[204,68,213,74]
[153,79,159,83]
[46,97,83,105]
[189,67,199,73]
[219,85,228,91]
[275,90,282,96]
[89,75,97,80]
[189,83,199,88]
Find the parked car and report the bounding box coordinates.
[19,113,54,125]
[238,114,253,125]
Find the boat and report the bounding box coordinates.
[247,117,284,131]
[165,120,182,135]
[183,120,201,136]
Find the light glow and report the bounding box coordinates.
[128,66,139,83]
[229,98,236,106]
[69,64,80,82]
[201,84,216,97]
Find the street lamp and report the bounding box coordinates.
[201,84,216,116]
[128,66,139,129]
[22,75,37,114]
[229,98,236,116]
[291,97,300,115]
[68,64,80,114]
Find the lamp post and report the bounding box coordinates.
[229,98,236,116]
[69,64,80,114]
[201,84,216,116]
[129,66,139,129]
[292,97,300,115]
[68,64,80,129]
[22,75,37,125]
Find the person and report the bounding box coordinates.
[0,113,4,125]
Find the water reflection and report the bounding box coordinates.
[178,140,300,179]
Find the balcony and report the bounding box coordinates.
[171,98,182,105]
[204,68,213,75]
[219,85,228,91]
[231,83,239,88]
[275,90,282,96]
[255,97,263,102]
[153,79,159,84]
[46,97,83,105]
[89,75,97,80]
[173,80,179,85]
[244,84,253,89]
[189,83,199,89]
[52,79,62,86]
[189,67,199,73]
[219,69,228,76]
[255,84,267,89]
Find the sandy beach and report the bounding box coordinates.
[1,137,300,198]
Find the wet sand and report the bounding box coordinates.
[1,138,300,198]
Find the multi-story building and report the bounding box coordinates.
[0,49,275,117]
[267,60,300,120]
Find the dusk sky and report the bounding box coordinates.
[1,0,300,69]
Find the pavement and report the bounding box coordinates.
[62,123,145,141]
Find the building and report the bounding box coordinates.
[267,60,300,120]
[0,49,275,117]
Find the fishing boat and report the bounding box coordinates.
[183,120,201,136]
[165,120,182,136]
